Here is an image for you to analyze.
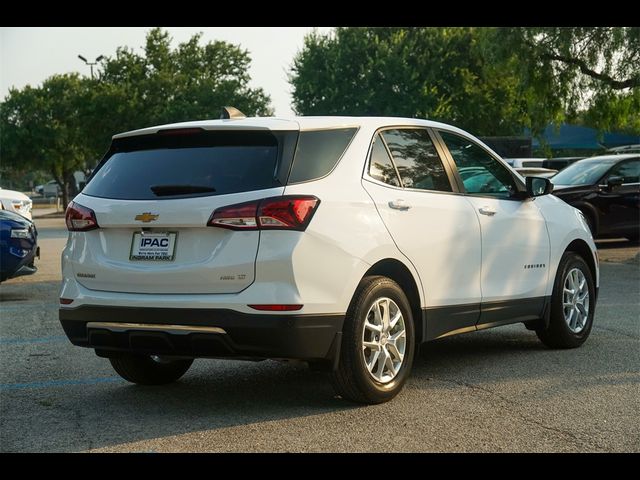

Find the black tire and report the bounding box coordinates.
[109,354,193,385]
[330,275,415,404]
[536,252,595,349]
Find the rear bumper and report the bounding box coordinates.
[59,305,344,362]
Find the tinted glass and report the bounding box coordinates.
[607,159,640,184]
[368,134,400,186]
[440,131,517,198]
[380,129,452,192]
[551,159,618,186]
[288,128,357,183]
[84,131,283,200]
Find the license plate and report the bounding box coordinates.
[130,232,177,261]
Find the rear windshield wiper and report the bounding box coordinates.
[150,184,216,196]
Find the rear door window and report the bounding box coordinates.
[380,129,452,192]
[368,134,401,187]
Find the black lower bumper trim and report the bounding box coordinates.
[59,305,344,362]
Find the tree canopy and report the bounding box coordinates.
[1,74,94,206]
[484,27,640,135]
[289,27,528,136]
[0,28,272,205]
[290,27,639,138]
[88,28,272,154]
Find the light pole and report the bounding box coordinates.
[77,54,104,80]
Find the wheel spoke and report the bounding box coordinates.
[365,320,382,333]
[382,299,390,331]
[363,341,380,350]
[574,306,582,329]
[376,348,388,379]
[576,303,587,317]
[374,302,383,326]
[578,277,586,292]
[387,342,404,362]
[389,329,406,343]
[566,307,575,329]
[389,310,402,330]
[367,350,380,373]
[576,307,586,328]
[384,347,396,375]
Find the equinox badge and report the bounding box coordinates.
[135,212,159,223]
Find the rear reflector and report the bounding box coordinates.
[208,195,320,231]
[60,298,74,305]
[248,304,303,311]
[65,201,99,232]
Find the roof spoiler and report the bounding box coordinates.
[220,106,247,120]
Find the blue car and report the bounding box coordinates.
[0,209,39,282]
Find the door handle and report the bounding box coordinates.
[478,206,497,216]
[389,199,410,211]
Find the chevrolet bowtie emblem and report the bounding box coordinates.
[135,212,159,223]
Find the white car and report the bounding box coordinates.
[0,188,33,220]
[505,158,547,168]
[42,180,62,198]
[60,114,599,404]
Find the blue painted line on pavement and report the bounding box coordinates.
[0,335,68,345]
[0,377,123,391]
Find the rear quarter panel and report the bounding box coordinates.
[281,126,425,313]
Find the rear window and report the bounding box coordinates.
[287,128,357,183]
[84,130,297,200]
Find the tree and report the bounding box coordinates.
[483,27,640,135]
[1,74,94,208]
[1,28,273,207]
[289,27,528,136]
[88,28,273,155]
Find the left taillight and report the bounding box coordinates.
[65,201,99,232]
[208,195,320,231]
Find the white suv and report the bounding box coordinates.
[60,114,598,404]
[0,188,33,220]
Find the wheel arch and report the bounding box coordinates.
[573,202,599,236]
[362,258,425,343]
[564,239,598,293]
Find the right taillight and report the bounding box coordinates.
[208,195,320,231]
[65,201,99,232]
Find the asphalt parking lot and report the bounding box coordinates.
[1,217,638,452]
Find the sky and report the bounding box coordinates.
[0,27,333,116]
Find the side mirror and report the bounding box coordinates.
[526,176,553,198]
[606,176,624,189]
